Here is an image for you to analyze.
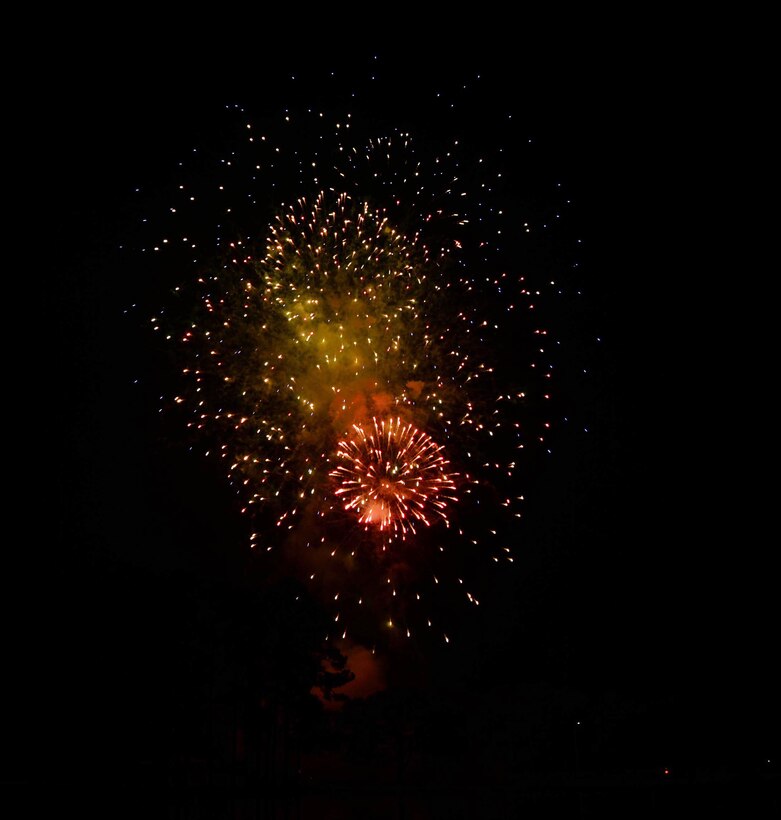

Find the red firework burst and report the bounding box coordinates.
[330,417,457,538]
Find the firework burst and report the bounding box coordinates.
[136,77,575,645]
[331,417,457,537]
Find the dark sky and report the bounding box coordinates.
[13,42,777,801]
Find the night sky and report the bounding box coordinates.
[11,41,777,818]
